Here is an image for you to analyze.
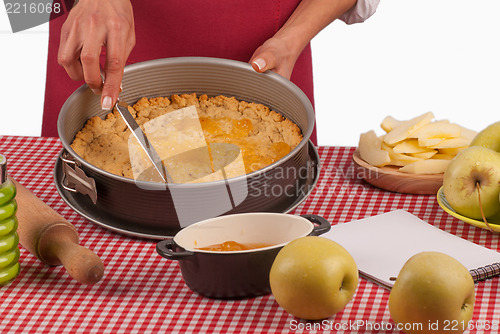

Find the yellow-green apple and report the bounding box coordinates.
[269,236,358,320]
[470,121,500,152]
[442,146,500,220]
[389,252,475,334]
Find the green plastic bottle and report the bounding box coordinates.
[0,154,20,286]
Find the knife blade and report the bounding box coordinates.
[115,100,172,183]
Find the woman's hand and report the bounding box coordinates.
[57,0,135,110]
[250,36,298,80]
[250,0,358,80]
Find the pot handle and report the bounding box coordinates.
[156,239,195,260]
[60,149,98,204]
[301,214,331,236]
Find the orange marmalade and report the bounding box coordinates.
[199,117,292,173]
[197,241,273,251]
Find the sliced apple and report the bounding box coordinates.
[358,130,391,167]
[418,138,445,147]
[393,139,435,154]
[410,120,461,140]
[381,116,402,133]
[410,150,437,159]
[429,137,471,149]
[431,153,455,160]
[458,126,478,141]
[381,142,421,166]
[438,147,468,155]
[398,159,451,174]
[383,112,435,145]
[359,112,477,174]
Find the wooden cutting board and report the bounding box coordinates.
[352,149,443,195]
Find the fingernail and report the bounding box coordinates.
[102,96,113,110]
[119,82,123,92]
[91,88,102,95]
[252,58,266,71]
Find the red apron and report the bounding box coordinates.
[42,0,317,143]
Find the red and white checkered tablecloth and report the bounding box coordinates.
[0,136,499,333]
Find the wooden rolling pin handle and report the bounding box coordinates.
[12,178,104,285]
[37,223,104,285]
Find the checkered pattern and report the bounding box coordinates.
[0,136,498,333]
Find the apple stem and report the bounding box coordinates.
[476,182,494,232]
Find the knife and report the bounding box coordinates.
[115,100,172,183]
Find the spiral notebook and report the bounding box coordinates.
[322,210,500,290]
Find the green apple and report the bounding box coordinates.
[442,146,500,220]
[470,121,500,152]
[389,252,475,334]
[269,236,358,320]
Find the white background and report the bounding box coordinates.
[1,0,499,146]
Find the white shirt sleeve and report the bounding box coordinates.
[338,0,380,25]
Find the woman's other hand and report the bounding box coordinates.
[250,36,297,80]
[250,0,358,80]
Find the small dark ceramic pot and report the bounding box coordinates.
[156,213,331,299]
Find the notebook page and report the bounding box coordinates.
[322,210,500,289]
